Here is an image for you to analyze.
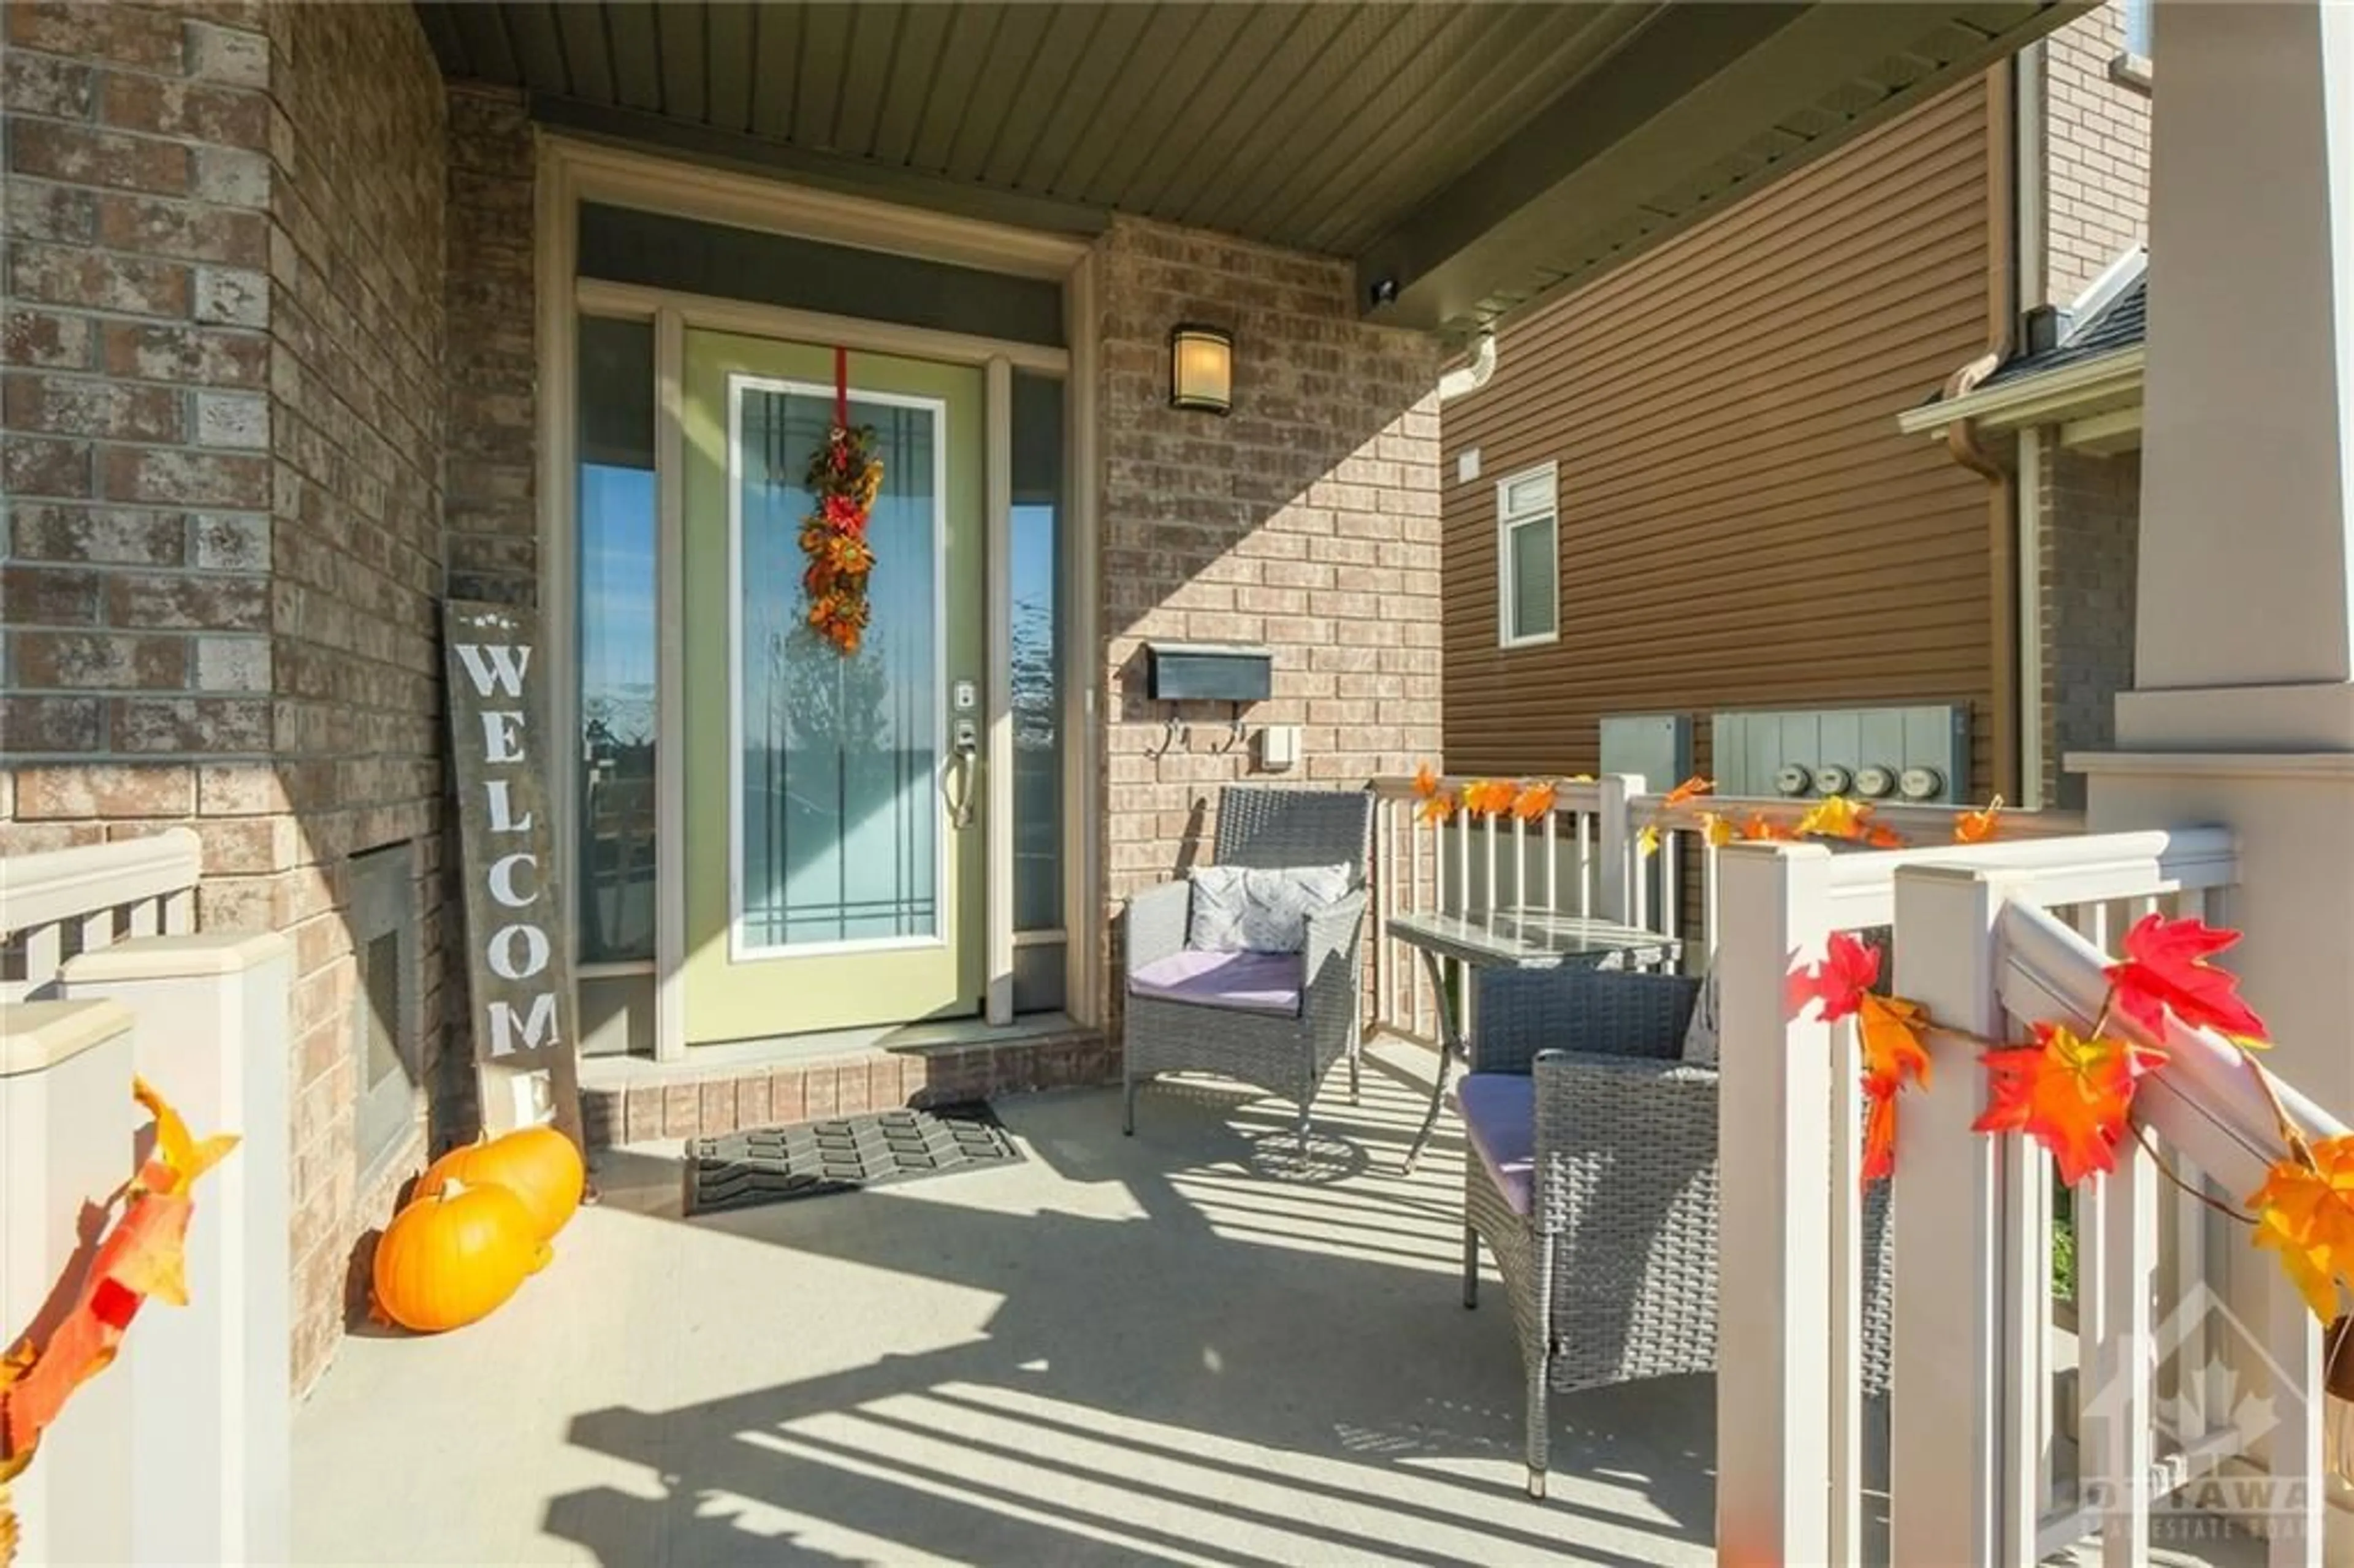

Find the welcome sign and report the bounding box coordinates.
[444,600,585,1147]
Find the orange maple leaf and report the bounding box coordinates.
[2105,913,2271,1046]
[1510,781,1556,822]
[2250,1136,2354,1320]
[1417,792,1457,824]
[1850,994,1932,1186]
[1861,1089,1901,1186]
[1796,794,1873,841]
[1857,993,1932,1095]
[1862,824,1905,849]
[1739,812,1799,842]
[1461,778,1519,819]
[1972,1023,2159,1186]
[1413,762,1442,799]
[1787,931,1882,1022]
[1661,775,1715,809]
[1954,796,2005,844]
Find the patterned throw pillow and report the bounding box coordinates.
[1188,864,1354,954]
[1680,968,1721,1067]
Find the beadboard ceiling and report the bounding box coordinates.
[416,2,2084,338]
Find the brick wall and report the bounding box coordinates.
[1092,218,1443,1019]
[2041,1,2152,305]
[443,86,536,607]
[4,1,277,821]
[2,0,453,1393]
[2040,449,2140,811]
[263,1,450,1391]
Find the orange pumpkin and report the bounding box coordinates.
[414,1125,585,1243]
[371,1177,546,1333]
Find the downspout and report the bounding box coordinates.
[1913,65,2034,801]
[2013,38,2049,809]
[1978,63,2023,802]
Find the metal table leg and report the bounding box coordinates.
[1404,946,1466,1175]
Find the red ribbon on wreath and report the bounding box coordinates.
[800,348,883,655]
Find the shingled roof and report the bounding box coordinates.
[1981,263,2148,389]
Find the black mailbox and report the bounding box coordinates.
[1145,642,1273,703]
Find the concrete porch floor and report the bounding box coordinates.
[294,1040,2257,1566]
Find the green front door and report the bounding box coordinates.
[682,329,985,1043]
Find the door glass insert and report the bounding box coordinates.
[1010,371,1065,936]
[575,315,658,964]
[733,380,943,952]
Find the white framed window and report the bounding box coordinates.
[2112,0,2154,87]
[1495,463,1559,648]
[2122,0,2153,58]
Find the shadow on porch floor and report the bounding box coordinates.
[292,1039,2259,1566]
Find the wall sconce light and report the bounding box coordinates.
[1170,324,1233,415]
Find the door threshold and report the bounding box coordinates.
[582,1011,1087,1087]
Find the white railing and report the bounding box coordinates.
[0,831,289,1563]
[1366,774,1631,1041]
[1362,773,2087,1043]
[1,826,200,1000]
[1717,828,2333,1567]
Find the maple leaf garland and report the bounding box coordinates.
[1787,934,1930,1186]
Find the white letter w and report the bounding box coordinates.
[455,643,531,699]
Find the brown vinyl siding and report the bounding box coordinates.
[1441,78,2006,794]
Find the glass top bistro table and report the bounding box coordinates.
[1386,908,1682,1174]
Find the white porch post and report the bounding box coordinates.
[1714,841,1836,1565]
[2078,7,2354,1558]
[2079,0,2354,1113]
[59,933,294,1567]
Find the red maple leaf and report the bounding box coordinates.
[2105,913,2270,1045]
[1973,1023,2159,1185]
[1786,931,1882,1022]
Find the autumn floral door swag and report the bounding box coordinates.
[801,346,884,656]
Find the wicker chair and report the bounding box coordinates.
[1459,967,1893,1499]
[1121,786,1373,1156]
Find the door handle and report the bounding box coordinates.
[946,718,978,830]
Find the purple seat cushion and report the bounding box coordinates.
[1127,950,1303,1017]
[1458,1072,1536,1216]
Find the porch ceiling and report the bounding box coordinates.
[416,1,2082,340]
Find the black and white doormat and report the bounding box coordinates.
[684,1103,1023,1214]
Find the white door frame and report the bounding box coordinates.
[535,135,1101,1061]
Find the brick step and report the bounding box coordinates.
[579,1030,1114,1148]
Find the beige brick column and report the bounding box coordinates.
[1090,218,1443,1022]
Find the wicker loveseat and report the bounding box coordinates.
[1458,967,1893,1499]
[1121,786,1373,1157]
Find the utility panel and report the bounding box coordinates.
[1710,704,1968,804]
[1599,714,1691,792]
